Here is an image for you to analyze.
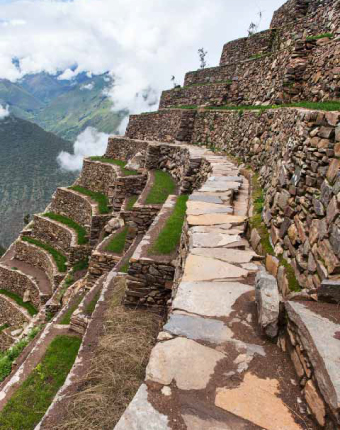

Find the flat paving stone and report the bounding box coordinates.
[207,176,243,183]
[172,281,253,318]
[183,255,248,282]
[191,248,258,264]
[115,384,170,430]
[164,312,234,344]
[188,214,246,226]
[186,201,233,215]
[200,182,241,192]
[191,233,241,248]
[146,337,225,390]
[189,194,224,204]
[215,373,302,430]
[190,225,244,234]
[286,301,340,414]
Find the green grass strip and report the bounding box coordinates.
[60,295,85,325]
[90,156,138,176]
[0,335,81,430]
[105,226,129,255]
[149,195,188,255]
[43,213,88,245]
[170,100,340,112]
[0,289,38,316]
[0,323,9,333]
[145,171,176,205]
[0,327,41,383]
[119,260,130,273]
[85,292,101,316]
[126,195,138,211]
[306,32,333,41]
[70,185,110,214]
[21,236,67,273]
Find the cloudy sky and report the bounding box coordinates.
[0,0,286,168]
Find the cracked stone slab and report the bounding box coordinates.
[146,337,225,390]
[285,301,340,414]
[199,182,241,192]
[190,225,244,234]
[191,248,258,264]
[191,233,241,248]
[188,214,246,226]
[186,201,233,215]
[172,281,253,318]
[215,373,302,430]
[114,384,170,430]
[183,255,248,282]
[164,312,234,344]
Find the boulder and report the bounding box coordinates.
[105,217,124,234]
[125,152,145,171]
[255,271,280,338]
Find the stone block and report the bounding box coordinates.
[255,271,280,338]
[266,255,279,277]
[318,279,340,303]
[327,159,340,184]
[304,380,326,427]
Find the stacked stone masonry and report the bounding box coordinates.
[78,158,119,195]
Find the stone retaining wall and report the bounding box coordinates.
[124,196,178,310]
[31,215,75,257]
[0,264,41,308]
[110,174,147,212]
[105,136,149,161]
[14,240,65,290]
[0,295,29,327]
[126,110,197,143]
[159,82,234,108]
[220,29,276,66]
[78,159,119,195]
[50,188,94,233]
[192,108,340,294]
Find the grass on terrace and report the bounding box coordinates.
[70,185,110,214]
[105,226,129,255]
[149,195,188,256]
[170,100,340,112]
[60,294,85,325]
[43,212,88,245]
[0,335,81,430]
[306,32,333,41]
[21,236,67,272]
[52,279,161,430]
[0,289,38,316]
[90,156,138,176]
[125,195,138,211]
[85,291,101,316]
[145,170,176,205]
[0,326,41,383]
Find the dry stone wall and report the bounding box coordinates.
[78,159,119,195]
[14,240,65,290]
[0,264,41,308]
[105,136,149,161]
[110,174,147,212]
[0,296,29,327]
[192,108,340,293]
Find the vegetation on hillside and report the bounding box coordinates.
[0,116,76,247]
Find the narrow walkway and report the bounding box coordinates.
[1,245,53,296]
[115,148,317,430]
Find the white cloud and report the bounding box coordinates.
[81,82,94,91]
[0,104,9,119]
[57,127,109,171]
[0,0,286,114]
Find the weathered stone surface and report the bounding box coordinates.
[183,255,248,282]
[173,281,253,318]
[285,301,340,416]
[187,214,246,226]
[318,279,340,303]
[215,373,302,430]
[182,415,232,430]
[186,201,233,215]
[304,380,326,427]
[266,255,279,277]
[190,233,241,249]
[115,385,170,430]
[164,312,233,344]
[327,159,340,184]
[191,248,258,264]
[255,272,280,338]
[146,337,225,390]
[189,193,223,204]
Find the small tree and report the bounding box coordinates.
[24,214,30,225]
[198,47,208,69]
[247,10,263,36]
[171,75,178,88]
